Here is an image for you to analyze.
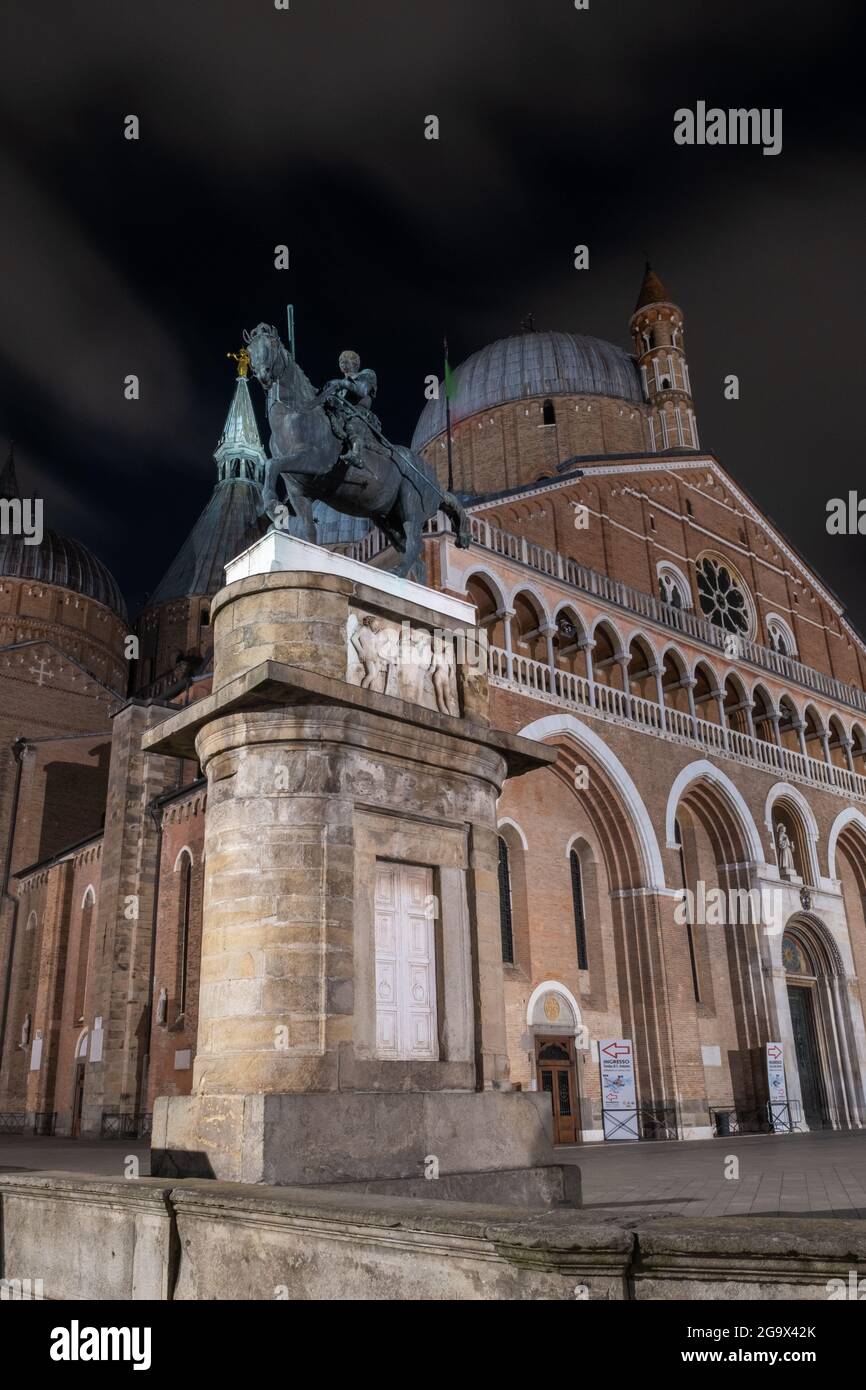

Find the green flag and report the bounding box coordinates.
[444,356,457,402]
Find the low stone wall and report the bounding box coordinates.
[632,1216,866,1301]
[0,1174,177,1301]
[1,1174,864,1300]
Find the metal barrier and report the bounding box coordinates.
[0,1112,56,1135]
[100,1112,152,1139]
[710,1101,803,1136]
[602,1103,679,1141]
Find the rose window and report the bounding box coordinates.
[696,557,750,635]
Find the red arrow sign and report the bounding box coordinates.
[603,1042,631,1058]
[767,1045,782,1059]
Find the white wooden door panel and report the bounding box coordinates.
[374,862,437,1060]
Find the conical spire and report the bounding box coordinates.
[147,366,269,606]
[214,372,266,482]
[0,442,20,499]
[634,261,672,313]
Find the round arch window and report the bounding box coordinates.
[696,554,754,638]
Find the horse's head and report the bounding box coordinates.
[243,323,285,389]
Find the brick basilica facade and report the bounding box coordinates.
[3,264,866,1144]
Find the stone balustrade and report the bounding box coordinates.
[488,644,866,803]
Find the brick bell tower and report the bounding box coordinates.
[630,262,699,452]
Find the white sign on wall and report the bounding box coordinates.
[599,1038,638,1140]
[29,1033,43,1072]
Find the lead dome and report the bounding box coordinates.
[412,330,642,454]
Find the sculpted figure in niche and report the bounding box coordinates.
[20,1012,31,1048]
[776,822,797,878]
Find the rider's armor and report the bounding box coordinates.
[323,352,381,485]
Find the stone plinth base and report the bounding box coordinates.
[151,1089,560,1188]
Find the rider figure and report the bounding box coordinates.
[323,350,380,486]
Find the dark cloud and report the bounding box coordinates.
[0,0,863,625]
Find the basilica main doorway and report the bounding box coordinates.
[535,1037,578,1144]
[787,986,827,1130]
[783,929,830,1130]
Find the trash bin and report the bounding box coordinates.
[715,1110,731,1137]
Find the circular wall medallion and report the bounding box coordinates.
[543,995,561,1022]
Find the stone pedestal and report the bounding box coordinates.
[145,532,559,1190]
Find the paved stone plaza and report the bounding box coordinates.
[2,1129,866,1219]
[0,1136,150,1178]
[564,1129,866,1219]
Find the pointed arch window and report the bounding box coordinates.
[542,399,556,426]
[176,854,193,1014]
[570,850,588,970]
[497,836,514,964]
[74,891,94,1022]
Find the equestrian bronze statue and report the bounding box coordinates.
[244,323,470,578]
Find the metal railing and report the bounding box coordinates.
[602,1102,679,1141]
[710,1102,803,1136]
[100,1112,152,1139]
[0,1112,56,1135]
[488,644,866,802]
[344,512,866,717]
[638,1103,680,1141]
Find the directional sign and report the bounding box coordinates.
[599,1038,637,1140]
[765,1038,789,1136]
[766,1041,787,1101]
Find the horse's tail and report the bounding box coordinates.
[440,491,472,549]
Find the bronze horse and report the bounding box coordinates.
[244,323,470,578]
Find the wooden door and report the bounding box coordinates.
[374,862,438,1060]
[536,1038,579,1143]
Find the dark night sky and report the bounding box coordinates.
[1,0,864,629]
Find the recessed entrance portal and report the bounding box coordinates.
[536,1037,578,1144]
[787,985,826,1130]
[783,930,830,1130]
[71,1061,86,1139]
